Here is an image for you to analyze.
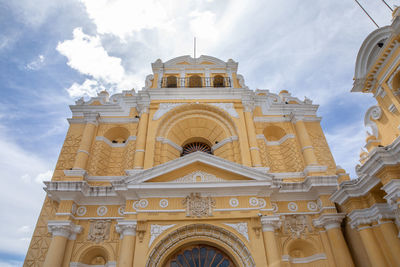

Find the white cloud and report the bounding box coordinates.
[80,0,170,40]
[0,260,23,267]
[57,28,139,98]
[26,54,45,70]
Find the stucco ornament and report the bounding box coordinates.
[87,220,111,243]
[182,193,216,217]
[153,103,185,120]
[209,103,239,118]
[282,215,312,239]
[224,222,249,241]
[148,224,175,247]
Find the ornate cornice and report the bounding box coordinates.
[330,175,380,205]
[382,179,400,205]
[347,203,395,229]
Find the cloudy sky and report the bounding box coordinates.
[0,0,397,265]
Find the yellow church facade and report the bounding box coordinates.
[24,10,400,267]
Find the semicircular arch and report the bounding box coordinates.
[146,224,255,267]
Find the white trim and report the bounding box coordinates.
[211,136,238,151]
[331,175,380,205]
[282,253,327,263]
[348,203,396,228]
[95,136,136,147]
[70,262,117,267]
[156,136,183,152]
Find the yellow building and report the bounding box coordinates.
[24,11,400,267]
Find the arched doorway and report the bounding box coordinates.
[165,244,235,267]
[146,224,255,267]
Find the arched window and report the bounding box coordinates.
[189,75,202,87]
[182,142,211,156]
[213,75,225,87]
[166,245,234,267]
[167,76,178,88]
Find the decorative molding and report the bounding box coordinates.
[364,105,382,138]
[118,206,125,216]
[313,213,345,230]
[331,175,380,205]
[146,223,255,267]
[116,220,137,238]
[348,203,396,229]
[256,134,295,146]
[282,253,327,263]
[224,223,249,241]
[155,136,183,152]
[258,198,266,208]
[149,224,175,247]
[87,220,111,243]
[95,136,136,147]
[182,193,215,217]
[382,179,400,205]
[271,203,278,212]
[169,171,225,183]
[153,103,185,120]
[209,103,239,118]
[70,262,117,267]
[211,136,238,152]
[47,220,82,240]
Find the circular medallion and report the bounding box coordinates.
[97,206,108,216]
[139,199,149,209]
[249,197,259,207]
[271,203,278,212]
[229,198,239,207]
[159,199,169,208]
[288,202,298,212]
[76,206,86,216]
[118,206,125,216]
[258,198,266,208]
[307,201,318,211]
[133,201,139,210]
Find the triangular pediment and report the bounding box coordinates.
[123,152,273,185]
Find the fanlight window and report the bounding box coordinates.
[166,245,233,267]
[167,76,178,88]
[189,75,202,87]
[182,142,212,156]
[213,75,225,87]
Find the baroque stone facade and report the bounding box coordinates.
[24,12,400,265]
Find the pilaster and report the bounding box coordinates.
[116,220,137,267]
[261,215,281,267]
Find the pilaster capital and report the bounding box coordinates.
[83,112,100,125]
[382,179,400,205]
[242,101,255,113]
[116,220,137,238]
[137,103,150,115]
[261,215,281,232]
[313,213,345,230]
[47,220,82,240]
[347,203,396,229]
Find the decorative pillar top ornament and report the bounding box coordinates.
[182,193,216,217]
[313,213,345,230]
[242,101,255,113]
[282,215,312,238]
[83,112,100,125]
[116,220,137,238]
[47,220,82,240]
[260,215,281,232]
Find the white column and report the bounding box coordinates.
[261,215,281,267]
[43,220,82,267]
[116,220,137,267]
[313,214,354,267]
